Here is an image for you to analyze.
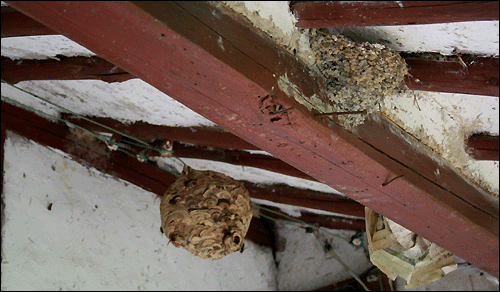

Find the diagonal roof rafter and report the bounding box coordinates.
[4,1,498,277]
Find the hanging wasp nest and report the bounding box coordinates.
[160,165,252,260]
[309,29,409,128]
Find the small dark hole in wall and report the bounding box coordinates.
[270,117,282,122]
[47,203,52,211]
[161,33,165,37]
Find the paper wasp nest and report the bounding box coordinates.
[160,165,252,260]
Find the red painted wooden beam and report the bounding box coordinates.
[60,115,260,150]
[116,139,318,182]
[465,134,500,161]
[3,25,498,97]
[290,1,500,28]
[1,6,57,37]
[5,1,498,277]
[0,109,274,247]
[2,100,365,240]
[1,100,364,218]
[1,56,135,83]
[403,53,499,97]
[255,205,366,231]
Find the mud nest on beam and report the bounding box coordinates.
[160,165,253,260]
[309,29,409,128]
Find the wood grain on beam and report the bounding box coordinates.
[465,134,500,161]
[6,1,498,276]
[1,7,57,37]
[290,1,500,28]
[1,56,135,83]
[403,53,499,97]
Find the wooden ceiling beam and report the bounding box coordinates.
[2,52,498,98]
[5,1,498,276]
[290,1,500,28]
[3,6,498,98]
[1,56,135,83]
[1,100,364,219]
[1,6,57,37]
[59,114,260,150]
[402,52,499,97]
[465,133,500,161]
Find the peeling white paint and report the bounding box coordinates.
[241,1,297,37]
[1,35,96,60]
[1,79,217,127]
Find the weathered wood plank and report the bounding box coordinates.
[290,1,500,28]
[60,115,260,150]
[1,7,57,37]
[466,134,499,161]
[1,56,135,83]
[403,53,499,97]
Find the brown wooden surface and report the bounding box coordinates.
[5,1,498,276]
[3,12,498,98]
[171,142,317,181]
[403,53,499,97]
[466,134,500,161]
[60,115,260,150]
[1,56,135,83]
[1,7,57,37]
[2,100,364,218]
[290,1,500,28]
[354,113,498,218]
[1,100,364,250]
[255,205,366,231]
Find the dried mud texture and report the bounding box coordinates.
[309,29,408,127]
[160,165,252,260]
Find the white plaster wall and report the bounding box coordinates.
[274,223,372,291]
[0,79,217,128]
[1,131,277,290]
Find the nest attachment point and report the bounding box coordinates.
[160,165,253,260]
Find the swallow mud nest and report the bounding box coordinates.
[309,29,409,127]
[160,165,252,260]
